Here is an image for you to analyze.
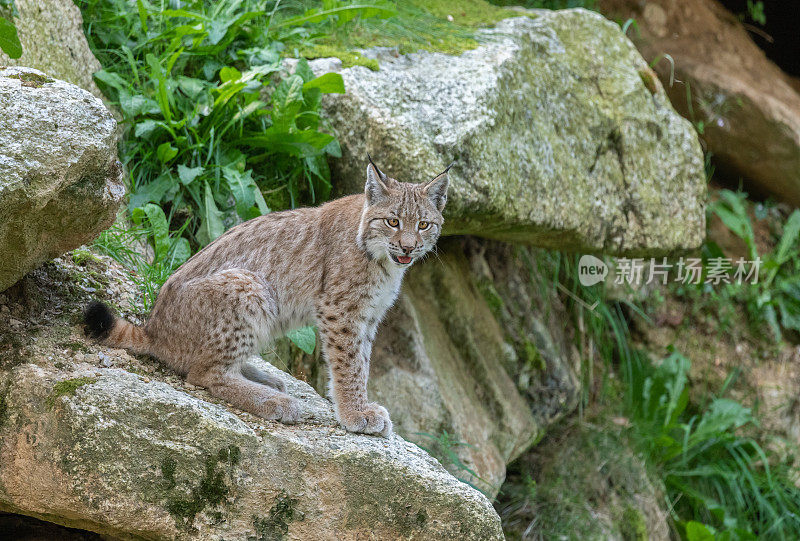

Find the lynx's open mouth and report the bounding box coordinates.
[391,254,413,265]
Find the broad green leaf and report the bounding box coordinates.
[775,210,800,265]
[177,164,204,185]
[692,398,751,445]
[156,142,178,163]
[197,180,225,246]
[93,69,129,93]
[286,326,316,354]
[219,66,242,83]
[303,72,345,94]
[223,167,257,219]
[685,521,715,541]
[177,76,207,98]
[324,138,342,158]
[0,16,21,59]
[778,294,800,331]
[169,237,191,268]
[140,203,171,261]
[230,100,266,124]
[119,93,160,117]
[271,74,304,131]
[213,81,247,108]
[207,19,232,45]
[713,204,756,260]
[300,88,322,126]
[295,58,315,83]
[134,119,161,138]
[128,173,173,209]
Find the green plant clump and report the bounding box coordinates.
[78,0,362,251]
[415,430,497,497]
[704,189,800,342]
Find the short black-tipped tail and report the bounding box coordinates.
[84,301,115,340]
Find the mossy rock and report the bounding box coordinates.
[499,418,669,540]
[322,10,706,256]
[0,67,123,292]
[0,363,502,539]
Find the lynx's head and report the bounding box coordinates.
[358,156,450,267]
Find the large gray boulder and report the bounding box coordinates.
[0,253,503,540]
[0,0,104,98]
[322,10,706,256]
[0,67,123,292]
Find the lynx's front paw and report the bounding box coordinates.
[339,402,393,437]
[260,394,301,424]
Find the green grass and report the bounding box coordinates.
[705,189,800,342]
[92,218,184,310]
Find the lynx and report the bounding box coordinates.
[85,158,450,436]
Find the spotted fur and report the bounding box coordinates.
[85,160,449,436]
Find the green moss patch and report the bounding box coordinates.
[298,45,380,70]
[47,377,98,409]
[4,71,55,88]
[419,0,520,27]
[291,0,523,69]
[252,491,300,541]
[162,445,241,531]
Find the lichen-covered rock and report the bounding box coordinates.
[321,11,706,256]
[600,0,800,207]
[0,364,501,540]
[0,67,123,292]
[0,254,503,540]
[0,0,104,98]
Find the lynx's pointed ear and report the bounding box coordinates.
[365,154,391,205]
[422,163,452,211]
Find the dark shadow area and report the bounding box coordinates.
[719,0,800,77]
[0,513,105,541]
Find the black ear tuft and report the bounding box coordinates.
[84,301,115,340]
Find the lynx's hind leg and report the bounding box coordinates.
[194,365,300,423]
[171,269,300,423]
[241,362,286,392]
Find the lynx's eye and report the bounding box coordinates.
[418,221,430,230]
[385,218,399,228]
